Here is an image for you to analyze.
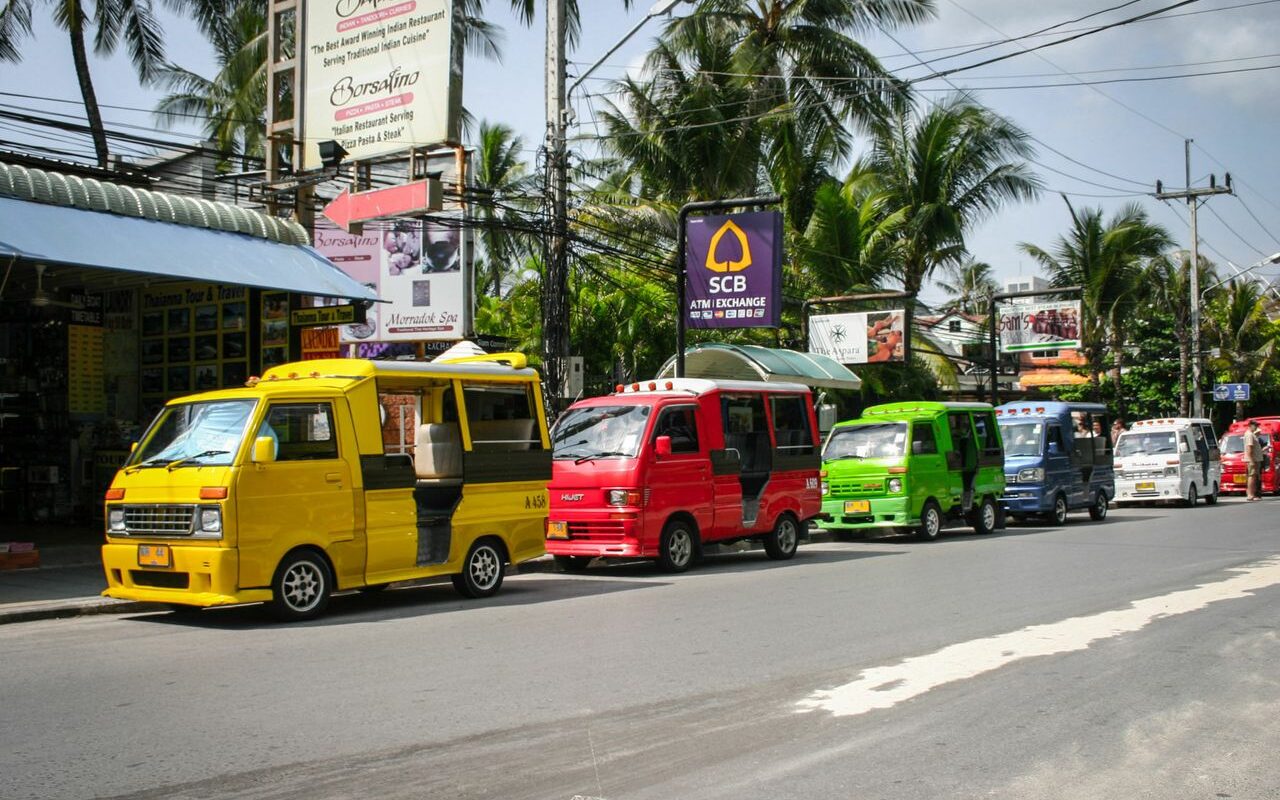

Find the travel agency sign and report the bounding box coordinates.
[684,211,782,328]
[301,0,463,170]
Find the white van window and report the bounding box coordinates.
[1115,432,1178,457]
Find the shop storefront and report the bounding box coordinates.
[0,162,377,527]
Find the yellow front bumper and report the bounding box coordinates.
[101,543,271,608]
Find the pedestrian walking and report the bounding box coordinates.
[1244,419,1264,501]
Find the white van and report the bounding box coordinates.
[1113,417,1221,506]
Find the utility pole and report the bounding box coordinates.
[1155,140,1232,419]
[542,0,569,411]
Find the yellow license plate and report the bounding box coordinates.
[546,521,569,540]
[844,500,871,514]
[137,544,171,568]
[1234,474,1248,484]
[1136,481,1156,492]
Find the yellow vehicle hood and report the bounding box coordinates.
[109,465,237,503]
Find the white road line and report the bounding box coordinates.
[797,556,1280,717]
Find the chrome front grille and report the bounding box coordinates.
[122,505,197,536]
[1119,470,1164,480]
[567,520,626,542]
[829,479,884,497]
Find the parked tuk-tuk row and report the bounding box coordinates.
[99,356,1261,622]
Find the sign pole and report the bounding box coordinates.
[675,195,781,377]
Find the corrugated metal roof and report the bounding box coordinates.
[656,343,861,391]
[0,161,308,246]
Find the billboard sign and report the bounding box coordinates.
[1213,383,1250,402]
[315,216,470,341]
[301,0,462,170]
[808,310,906,364]
[684,211,782,328]
[998,301,1081,352]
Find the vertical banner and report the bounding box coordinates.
[808,310,906,364]
[684,210,782,329]
[998,301,1082,352]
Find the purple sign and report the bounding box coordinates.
[684,210,783,329]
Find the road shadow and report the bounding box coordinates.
[121,574,665,630]
[566,543,900,581]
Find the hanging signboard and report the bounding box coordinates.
[998,301,1082,352]
[314,217,470,342]
[808,310,906,364]
[684,211,782,329]
[301,0,462,170]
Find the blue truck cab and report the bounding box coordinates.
[995,401,1115,524]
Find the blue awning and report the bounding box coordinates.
[0,195,379,302]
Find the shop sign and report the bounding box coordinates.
[290,304,361,327]
[301,327,342,360]
[808,310,906,364]
[300,0,462,170]
[684,211,782,329]
[998,301,1082,353]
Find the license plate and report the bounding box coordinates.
[844,500,871,514]
[1136,481,1156,492]
[546,521,569,540]
[1234,474,1247,484]
[137,544,171,568]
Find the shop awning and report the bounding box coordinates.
[656,343,861,390]
[0,162,377,302]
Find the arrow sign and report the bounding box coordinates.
[322,179,443,232]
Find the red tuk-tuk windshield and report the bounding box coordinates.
[552,404,652,461]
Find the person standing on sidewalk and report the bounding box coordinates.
[1244,420,1264,501]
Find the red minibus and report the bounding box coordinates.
[1219,416,1280,495]
[546,379,822,572]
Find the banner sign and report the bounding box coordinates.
[684,211,782,329]
[808,310,906,364]
[315,217,469,342]
[291,305,360,327]
[998,301,1081,352]
[301,0,462,169]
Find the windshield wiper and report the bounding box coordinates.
[827,453,865,460]
[165,450,230,471]
[575,450,630,464]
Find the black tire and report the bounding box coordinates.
[1088,491,1109,521]
[1204,483,1218,505]
[658,519,696,572]
[917,501,943,541]
[452,539,506,598]
[553,555,592,573]
[1185,484,1199,507]
[268,550,332,622]
[763,513,800,560]
[1045,493,1068,525]
[971,497,998,535]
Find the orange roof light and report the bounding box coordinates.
[665,381,674,390]
[615,384,624,393]
[648,382,657,391]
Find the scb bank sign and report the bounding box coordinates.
[684,210,782,329]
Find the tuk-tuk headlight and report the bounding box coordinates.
[887,477,903,493]
[607,489,643,507]
[821,479,829,495]
[197,507,222,535]
[1164,466,1178,476]
[1017,467,1045,483]
[107,508,125,532]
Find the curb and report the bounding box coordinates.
[0,597,153,625]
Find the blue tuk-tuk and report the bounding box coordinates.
[996,401,1115,524]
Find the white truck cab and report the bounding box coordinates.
[1113,417,1220,506]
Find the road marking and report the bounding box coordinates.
[797,556,1280,717]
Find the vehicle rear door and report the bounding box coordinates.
[1045,423,1075,503]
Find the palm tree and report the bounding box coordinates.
[869,95,1040,350]
[473,121,537,297]
[1,0,185,167]
[1020,198,1172,409]
[1143,250,1217,415]
[940,258,996,316]
[1205,280,1277,421]
[796,163,901,297]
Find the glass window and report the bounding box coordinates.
[910,421,938,455]
[259,403,337,461]
[129,399,256,468]
[770,395,813,455]
[1047,425,1065,451]
[825,422,908,460]
[1115,431,1178,457]
[973,412,1002,454]
[552,404,650,460]
[653,405,700,454]
[723,394,770,471]
[460,383,542,451]
[1000,422,1042,457]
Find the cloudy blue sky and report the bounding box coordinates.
[2,0,1279,305]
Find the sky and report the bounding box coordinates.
[2,0,1279,308]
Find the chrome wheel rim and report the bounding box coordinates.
[468,546,501,591]
[1096,495,1107,518]
[1055,498,1067,523]
[981,503,996,530]
[282,561,324,612]
[669,529,692,566]
[777,519,798,553]
[925,509,940,538]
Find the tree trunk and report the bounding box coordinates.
[67,14,110,168]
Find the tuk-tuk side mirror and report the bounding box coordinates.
[1178,439,1189,454]
[252,436,277,464]
[912,440,923,455]
[1048,441,1060,456]
[129,441,137,453]
[655,435,673,458]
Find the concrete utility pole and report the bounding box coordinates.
[542,0,570,411]
[1155,139,1232,419]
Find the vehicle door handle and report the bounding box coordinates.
[325,472,343,483]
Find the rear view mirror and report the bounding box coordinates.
[1178,440,1189,454]
[252,436,277,463]
[129,441,137,453]
[655,435,673,457]
[912,440,923,455]
[1048,441,1060,455]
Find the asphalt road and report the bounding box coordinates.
[4,497,1280,800]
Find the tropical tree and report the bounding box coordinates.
[940,258,996,316]
[1020,199,1172,411]
[868,95,1040,349]
[1205,280,1278,421]
[795,165,901,297]
[0,0,194,167]
[473,121,537,297]
[1142,250,1217,415]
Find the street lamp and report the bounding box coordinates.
[566,0,695,98]
[1200,251,1280,299]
